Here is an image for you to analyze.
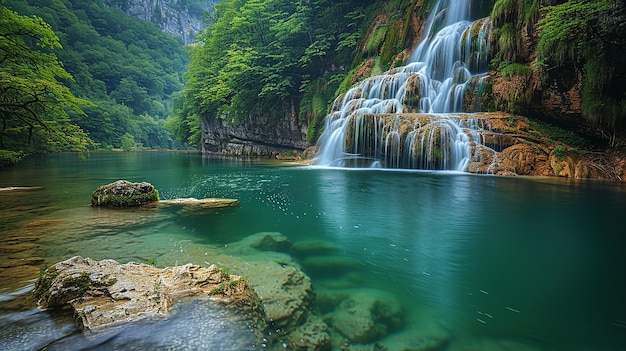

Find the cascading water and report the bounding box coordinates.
[314,0,492,170]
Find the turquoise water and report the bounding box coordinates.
[1,152,625,350]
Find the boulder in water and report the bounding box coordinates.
[91,180,159,207]
[325,289,403,344]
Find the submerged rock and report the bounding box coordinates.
[320,288,403,344]
[34,256,263,331]
[290,239,339,257]
[222,232,331,350]
[91,180,159,207]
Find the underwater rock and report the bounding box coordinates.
[447,337,546,351]
[34,256,263,330]
[223,232,331,350]
[239,232,293,253]
[91,180,159,207]
[289,240,339,258]
[328,289,403,344]
[301,255,362,276]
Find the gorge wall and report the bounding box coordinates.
[103,0,217,44]
[201,101,311,158]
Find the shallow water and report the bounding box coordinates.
[1,152,625,350]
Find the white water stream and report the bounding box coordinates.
[315,0,492,170]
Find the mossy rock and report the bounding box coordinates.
[91,180,159,207]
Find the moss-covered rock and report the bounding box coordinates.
[91,180,159,207]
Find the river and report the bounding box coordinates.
[1,152,625,350]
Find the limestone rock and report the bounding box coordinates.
[290,240,339,258]
[301,256,361,276]
[223,232,331,350]
[91,180,159,207]
[329,289,403,344]
[237,232,293,253]
[158,197,239,207]
[158,197,239,215]
[34,256,263,330]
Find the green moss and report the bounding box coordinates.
[552,145,568,160]
[526,119,589,149]
[208,283,226,296]
[34,268,60,302]
[500,63,532,80]
[365,24,388,57]
[552,161,564,176]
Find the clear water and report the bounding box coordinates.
[1,152,626,350]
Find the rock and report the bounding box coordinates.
[158,197,239,208]
[158,197,239,216]
[91,180,159,207]
[34,256,263,330]
[290,240,339,257]
[329,289,403,344]
[0,186,43,191]
[447,337,546,351]
[201,100,310,157]
[245,232,292,252]
[222,232,331,350]
[301,256,362,276]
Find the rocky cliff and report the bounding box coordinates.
[103,0,216,44]
[201,100,311,158]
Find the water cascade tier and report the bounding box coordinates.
[315,0,494,171]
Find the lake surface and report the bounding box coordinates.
[1,152,625,350]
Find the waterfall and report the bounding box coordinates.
[314,0,492,170]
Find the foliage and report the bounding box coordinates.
[4,0,189,150]
[0,5,92,155]
[537,0,626,139]
[0,150,24,167]
[551,145,568,160]
[499,62,532,80]
[526,118,589,149]
[177,0,376,145]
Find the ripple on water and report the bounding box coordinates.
[39,299,261,351]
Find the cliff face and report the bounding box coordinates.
[201,101,310,158]
[103,0,216,44]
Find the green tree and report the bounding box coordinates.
[0,5,91,156]
[119,132,136,150]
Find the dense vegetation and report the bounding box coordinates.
[537,0,626,145]
[0,5,89,166]
[3,0,189,155]
[490,0,626,146]
[176,0,378,145]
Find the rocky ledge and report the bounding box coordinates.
[34,256,262,330]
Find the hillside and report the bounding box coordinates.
[3,0,189,151]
